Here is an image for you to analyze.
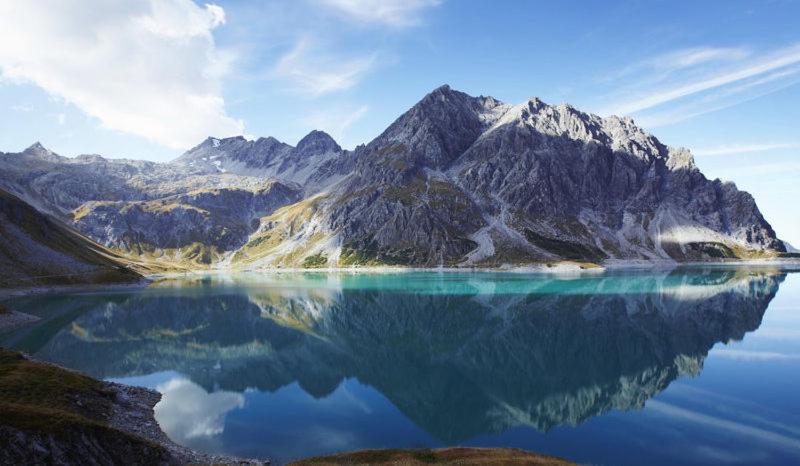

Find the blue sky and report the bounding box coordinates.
[1,0,799,244]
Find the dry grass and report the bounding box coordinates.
[290,447,574,466]
[0,348,171,464]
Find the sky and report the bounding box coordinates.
[0,0,798,244]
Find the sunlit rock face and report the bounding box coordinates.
[0,86,785,268]
[26,269,784,441]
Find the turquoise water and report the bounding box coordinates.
[2,268,800,465]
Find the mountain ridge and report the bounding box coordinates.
[0,85,788,269]
[0,188,141,287]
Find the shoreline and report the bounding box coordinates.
[154,257,800,278]
[106,379,266,465]
[0,349,266,465]
[1,258,799,300]
[0,350,573,466]
[0,277,152,299]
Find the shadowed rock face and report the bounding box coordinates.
[0,188,140,287]
[315,88,783,266]
[0,86,785,267]
[14,269,783,442]
[73,182,301,260]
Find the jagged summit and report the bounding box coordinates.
[24,141,54,155]
[296,130,341,156]
[25,141,47,152]
[16,141,64,163]
[369,84,511,169]
[0,85,789,269]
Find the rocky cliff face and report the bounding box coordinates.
[0,85,786,268]
[0,188,140,287]
[72,182,301,267]
[238,85,784,267]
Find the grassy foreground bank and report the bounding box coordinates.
[0,346,573,465]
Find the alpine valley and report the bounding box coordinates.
[0,85,791,274]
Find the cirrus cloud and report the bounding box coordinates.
[273,38,377,96]
[316,0,442,27]
[0,0,243,150]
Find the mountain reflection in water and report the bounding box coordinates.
[1,268,788,462]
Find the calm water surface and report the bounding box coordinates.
[3,268,800,465]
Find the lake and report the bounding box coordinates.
[2,267,800,465]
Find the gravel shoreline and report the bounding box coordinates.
[107,381,267,465]
[0,350,266,465]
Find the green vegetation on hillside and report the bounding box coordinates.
[302,253,328,268]
[0,348,169,463]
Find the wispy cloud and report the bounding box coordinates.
[647,400,800,453]
[608,46,751,82]
[316,0,442,27]
[710,348,800,361]
[693,143,798,157]
[601,43,800,125]
[655,46,751,70]
[273,38,377,96]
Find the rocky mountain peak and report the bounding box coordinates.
[372,85,510,169]
[24,141,51,155]
[21,141,63,162]
[295,130,341,156]
[253,136,288,151]
[0,85,788,268]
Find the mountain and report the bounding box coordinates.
[234,86,785,267]
[0,188,141,287]
[0,86,788,269]
[171,130,353,192]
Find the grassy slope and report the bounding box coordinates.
[0,188,142,287]
[290,447,574,465]
[0,348,170,464]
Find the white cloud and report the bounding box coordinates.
[693,143,797,157]
[609,43,800,116]
[317,0,441,27]
[650,46,750,71]
[154,377,244,441]
[56,113,66,126]
[710,348,800,361]
[0,0,244,149]
[274,38,376,96]
[303,104,369,147]
[647,400,800,453]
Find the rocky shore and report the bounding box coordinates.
[0,346,576,465]
[0,348,264,465]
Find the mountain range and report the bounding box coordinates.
[0,85,789,273]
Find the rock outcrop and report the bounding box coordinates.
[0,188,140,287]
[0,86,786,268]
